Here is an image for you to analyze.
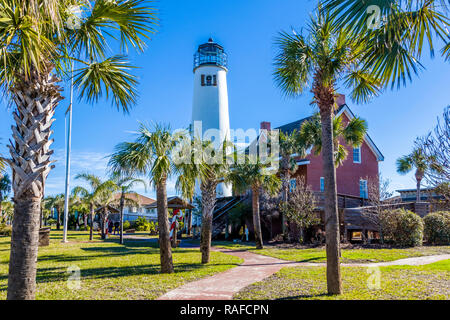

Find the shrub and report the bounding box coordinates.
[123,220,131,230]
[424,211,450,245]
[79,225,90,231]
[380,209,423,247]
[148,221,157,234]
[0,224,12,236]
[46,218,57,226]
[135,216,150,231]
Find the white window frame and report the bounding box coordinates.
[320,177,325,192]
[353,147,361,164]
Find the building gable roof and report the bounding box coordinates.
[113,193,156,206]
[274,105,384,162]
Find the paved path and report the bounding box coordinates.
[157,248,450,300]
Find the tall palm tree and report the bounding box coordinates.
[300,113,368,166]
[0,0,157,300]
[279,130,307,238]
[72,174,116,241]
[323,0,450,66]
[109,123,180,274]
[229,156,281,249]
[273,8,401,294]
[110,172,147,244]
[0,174,11,221]
[397,148,430,202]
[175,138,231,264]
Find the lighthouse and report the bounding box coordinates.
[191,38,232,197]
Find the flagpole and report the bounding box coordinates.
[63,61,74,243]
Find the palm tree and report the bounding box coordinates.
[397,148,430,202]
[95,185,119,239]
[72,174,116,241]
[0,0,157,300]
[0,174,12,221]
[273,8,400,294]
[109,123,180,274]
[229,156,281,249]
[45,194,65,230]
[300,113,368,166]
[279,130,307,238]
[323,0,450,67]
[175,138,231,264]
[110,172,147,244]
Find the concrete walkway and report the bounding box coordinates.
[157,248,450,300]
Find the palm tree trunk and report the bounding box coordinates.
[281,164,290,239]
[157,179,174,273]
[101,208,108,240]
[252,186,264,249]
[89,205,94,241]
[5,67,63,300]
[56,207,61,230]
[319,104,342,295]
[119,193,125,245]
[415,171,423,202]
[200,181,217,264]
[0,191,3,223]
[7,198,41,300]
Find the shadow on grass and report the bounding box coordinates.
[276,293,330,300]
[36,242,200,263]
[0,260,239,291]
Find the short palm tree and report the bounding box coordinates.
[229,156,281,249]
[110,172,147,244]
[95,185,119,239]
[300,113,368,166]
[45,194,65,230]
[273,8,402,294]
[397,148,430,202]
[109,123,180,274]
[0,173,11,220]
[175,138,231,263]
[323,0,450,67]
[279,130,307,238]
[72,173,116,241]
[0,0,157,300]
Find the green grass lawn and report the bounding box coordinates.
[0,230,242,300]
[212,241,450,264]
[234,260,450,300]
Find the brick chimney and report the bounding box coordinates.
[337,94,346,107]
[260,121,271,131]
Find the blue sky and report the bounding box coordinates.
[1,0,449,199]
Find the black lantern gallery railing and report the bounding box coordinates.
[194,38,228,70]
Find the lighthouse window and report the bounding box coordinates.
[201,75,205,86]
[206,75,212,86]
[213,75,217,86]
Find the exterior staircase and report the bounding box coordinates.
[211,196,243,239]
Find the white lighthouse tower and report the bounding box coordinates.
[191,38,232,197]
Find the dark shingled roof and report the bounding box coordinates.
[275,106,346,135]
[275,116,313,135]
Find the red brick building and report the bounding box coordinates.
[265,97,384,200]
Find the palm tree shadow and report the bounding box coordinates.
[277,293,330,300]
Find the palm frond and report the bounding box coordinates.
[273,31,313,97]
[73,55,138,112]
